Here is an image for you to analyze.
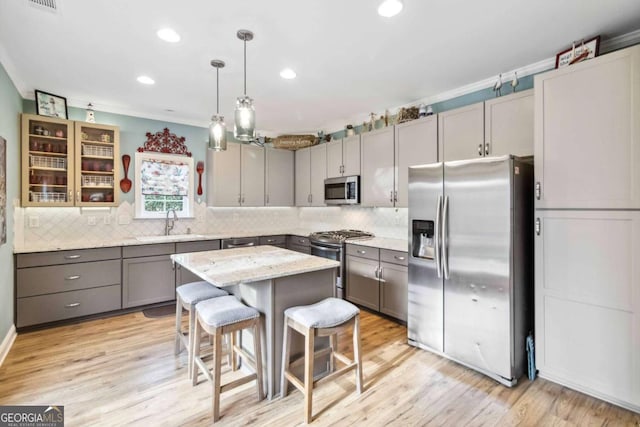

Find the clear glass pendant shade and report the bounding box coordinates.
[234,95,255,141]
[209,114,227,151]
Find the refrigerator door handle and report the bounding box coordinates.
[435,194,443,278]
[442,195,450,279]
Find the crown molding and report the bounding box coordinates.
[0,42,29,97]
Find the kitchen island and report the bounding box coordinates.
[170,245,339,399]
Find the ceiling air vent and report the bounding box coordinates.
[27,0,58,13]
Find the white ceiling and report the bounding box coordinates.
[1,0,639,135]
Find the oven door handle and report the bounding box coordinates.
[310,243,341,253]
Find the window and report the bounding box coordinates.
[134,151,194,218]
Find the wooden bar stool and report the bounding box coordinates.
[281,297,363,424]
[175,281,228,378]
[192,295,265,422]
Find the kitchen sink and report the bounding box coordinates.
[135,234,206,242]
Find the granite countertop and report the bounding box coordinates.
[345,236,408,252]
[14,228,315,253]
[171,245,340,287]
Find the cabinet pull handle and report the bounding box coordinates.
[484,142,490,156]
[535,218,541,236]
[238,195,242,204]
[267,239,275,243]
[65,275,81,280]
[478,144,483,156]
[535,182,541,200]
[266,194,269,204]
[64,255,81,259]
[241,195,245,204]
[76,191,80,202]
[374,266,379,279]
[394,255,406,261]
[379,267,385,282]
[394,190,398,203]
[65,302,81,308]
[68,190,73,201]
[298,239,307,244]
[357,250,366,254]
[390,190,394,203]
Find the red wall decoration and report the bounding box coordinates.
[137,128,192,157]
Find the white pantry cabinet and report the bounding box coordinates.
[534,45,640,209]
[394,116,438,207]
[265,147,294,206]
[207,142,265,207]
[295,144,326,206]
[534,210,640,410]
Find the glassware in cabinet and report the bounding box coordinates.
[21,114,74,206]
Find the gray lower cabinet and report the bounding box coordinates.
[122,243,175,308]
[287,235,310,254]
[346,244,408,322]
[15,247,122,328]
[175,240,221,285]
[221,237,259,249]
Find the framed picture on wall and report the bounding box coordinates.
[35,89,68,119]
[0,136,6,245]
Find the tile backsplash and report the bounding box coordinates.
[14,201,408,248]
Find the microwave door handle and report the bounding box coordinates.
[435,195,443,278]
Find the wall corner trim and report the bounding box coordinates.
[0,324,17,367]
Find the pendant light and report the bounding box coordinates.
[209,59,227,151]
[234,29,256,142]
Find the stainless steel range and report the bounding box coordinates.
[308,229,374,299]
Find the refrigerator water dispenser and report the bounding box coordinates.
[412,220,435,259]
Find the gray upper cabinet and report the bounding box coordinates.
[207,143,265,207]
[394,116,438,207]
[296,144,326,206]
[484,89,533,157]
[265,147,294,206]
[534,45,640,209]
[361,127,395,207]
[438,102,485,162]
[327,136,360,178]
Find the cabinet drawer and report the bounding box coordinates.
[17,259,121,298]
[288,244,311,255]
[175,240,220,253]
[380,249,408,266]
[17,247,121,268]
[288,236,310,247]
[122,243,175,258]
[259,235,287,245]
[346,244,379,261]
[17,284,121,328]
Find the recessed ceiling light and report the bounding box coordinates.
[280,68,297,79]
[157,28,180,43]
[137,75,155,85]
[378,0,403,17]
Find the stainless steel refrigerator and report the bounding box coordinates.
[408,155,533,386]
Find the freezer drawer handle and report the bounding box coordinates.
[442,195,450,279]
[65,275,81,281]
[535,218,541,236]
[65,302,81,308]
[535,182,541,200]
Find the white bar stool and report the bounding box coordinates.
[280,297,363,424]
[175,281,228,378]
[192,295,265,422]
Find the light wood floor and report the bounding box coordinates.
[1,310,638,426]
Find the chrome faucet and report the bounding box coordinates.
[165,209,178,235]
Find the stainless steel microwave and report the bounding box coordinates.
[324,175,360,205]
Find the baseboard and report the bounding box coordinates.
[0,324,17,367]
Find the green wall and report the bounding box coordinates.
[0,62,23,341]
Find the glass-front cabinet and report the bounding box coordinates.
[75,122,119,206]
[21,114,120,207]
[21,114,75,206]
